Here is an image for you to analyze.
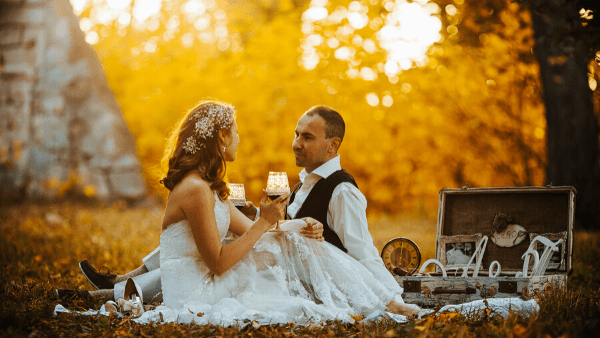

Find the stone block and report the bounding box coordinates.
[41,60,89,90]
[32,114,68,148]
[0,24,24,47]
[0,7,45,25]
[0,63,35,78]
[22,28,46,66]
[1,0,147,201]
[0,0,29,6]
[0,80,31,109]
[1,46,33,69]
[76,163,111,199]
[63,74,91,102]
[113,154,142,171]
[44,45,69,64]
[41,96,64,115]
[28,144,59,178]
[108,170,147,199]
[51,17,69,43]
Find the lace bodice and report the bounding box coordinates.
[160,193,229,262]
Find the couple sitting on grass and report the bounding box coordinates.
[57,102,422,324]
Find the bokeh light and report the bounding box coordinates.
[71,0,229,51]
[300,0,443,77]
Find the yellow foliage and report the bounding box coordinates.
[80,0,545,216]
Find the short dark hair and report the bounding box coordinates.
[305,105,345,142]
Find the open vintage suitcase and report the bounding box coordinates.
[392,186,575,308]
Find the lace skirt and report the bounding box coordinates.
[153,220,394,325]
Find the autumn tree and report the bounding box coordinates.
[522,0,600,228]
[71,0,554,217]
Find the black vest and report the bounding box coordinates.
[286,169,358,253]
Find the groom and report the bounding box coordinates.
[79,105,404,303]
[285,105,405,302]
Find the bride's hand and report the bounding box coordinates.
[258,190,289,231]
[299,217,324,242]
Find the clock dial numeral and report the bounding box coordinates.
[381,238,421,275]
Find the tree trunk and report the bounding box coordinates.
[531,6,600,228]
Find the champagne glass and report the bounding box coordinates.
[265,172,290,230]
[227,183,246,210]
[225,183,245,242]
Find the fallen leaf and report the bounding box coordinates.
[383,329,396,337]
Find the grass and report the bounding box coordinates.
[1,200,599,337]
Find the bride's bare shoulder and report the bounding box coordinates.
[172,171,213,200]
[162,172,214,228]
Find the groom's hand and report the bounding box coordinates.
[300,217,324,242]
[240,201,258,220]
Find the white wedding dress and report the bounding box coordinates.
[136,193,396,325]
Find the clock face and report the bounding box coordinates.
[381,238,422,275]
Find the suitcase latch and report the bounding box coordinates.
[431,287,476,295]
[498,281,518,294]
[403,280,421,293]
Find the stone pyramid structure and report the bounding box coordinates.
[0,0,147,201]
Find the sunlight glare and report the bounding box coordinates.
[382,95,393,107]
[181,32,194,48]
[363,39,376,53]
[194,16,210,30]
[335,46,353,60]
[378,0,442,76]
[304,7,329,21]
[300,0,442,76]
[144,40,157,53]
[79,17,93,32]
[327,37,340,48]
[118,12,131,26]
[107,0,131,10]
[133,0,162,23]
[183,0,206,15]
[307,34,323,46]
[446,4,457,16]
[85,31,99,44]
[366,93,379,106]
[361,67,377,81]
[347,68,359,78]
[198,31,216,44]
[71,0,88,15]
[348,12,368,29]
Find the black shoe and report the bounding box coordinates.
[79,260,116,290]
[55,289,91,300]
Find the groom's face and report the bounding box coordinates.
[293,114,331,173]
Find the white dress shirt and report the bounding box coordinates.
[287,155,404,302]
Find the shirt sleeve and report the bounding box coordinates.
[327,183,404,301]
[142,246,161,271]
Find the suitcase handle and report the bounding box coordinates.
[431,287,476,295]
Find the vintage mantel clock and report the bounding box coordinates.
[381,238,422,276]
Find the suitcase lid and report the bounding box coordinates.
[435,186,575,274]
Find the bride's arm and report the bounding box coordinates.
[183,181,287,276]
[227,200,254,236]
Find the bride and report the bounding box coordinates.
[136,100,420,325]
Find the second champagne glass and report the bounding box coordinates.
[225,183,246,242]
[265,172,290,230]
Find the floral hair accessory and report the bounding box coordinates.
[183,136,201,154]
[184,103,236,154]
